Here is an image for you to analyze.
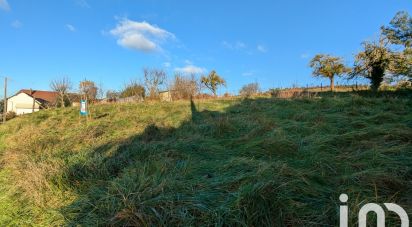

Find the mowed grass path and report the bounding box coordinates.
[0,92,411,226]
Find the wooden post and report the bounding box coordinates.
[3,77,7,123]
[85,96,89,122]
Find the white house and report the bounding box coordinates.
[6,89,59,115]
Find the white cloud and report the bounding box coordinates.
[0,0,10,11]
[224,41,268,55]
[235,41,246,49]
[66,24,76,32]
[257,45,267,53]
[222,41,246,50]
[110,18,175,53]
[163,62,171,68]
[11,20,22,29]
[242,71,254,76]
[222,41,232,49]
[300,53,309,59]
[175,65,206,74]
[75,0,90,8]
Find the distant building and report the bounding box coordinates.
[159,91,172,102]
[6,89,59,115]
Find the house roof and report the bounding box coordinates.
[18,89,59,104]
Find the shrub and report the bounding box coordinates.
[396,79,412,89]
[223,92,232,97]
[120,81,145,99]
[240,83,260,97]
[5,111,16,121]
[106,90,120,101]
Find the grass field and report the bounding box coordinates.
[0,91,411,226]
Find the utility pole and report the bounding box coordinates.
[3,77,7,123]
[31,88,35,113]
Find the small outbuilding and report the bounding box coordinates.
[159,90,172,102]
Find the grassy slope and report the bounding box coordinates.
[0,93,411,226]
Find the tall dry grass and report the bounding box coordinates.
[0,90,411,226]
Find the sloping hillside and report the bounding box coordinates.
[0,93,411,226]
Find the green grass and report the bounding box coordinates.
[0,91,411,226]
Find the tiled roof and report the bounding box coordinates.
[19,89,59,104]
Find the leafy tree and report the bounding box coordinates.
[50,77,72,107]
[382,11,412,48]
[120,81,145,98]
[79,80,98,101]
[239,82,260,97]
[309,54,351,91]
[382,11,412,78]
[351,40,401,92]
[201,70,226,96]
[390,48,412,78]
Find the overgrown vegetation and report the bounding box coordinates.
[351,40,398,92]
[0,91,411,226]
[239,82,260,97]
[170,74,199,100]
[120,80,146,99]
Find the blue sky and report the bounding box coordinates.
[0,0,411,96]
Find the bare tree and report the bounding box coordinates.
[50,77,72,107]
[79,80,98,102]
[170,74,199,99]
[143,68,166,98]
[239,82,260,97]
[97,81,105,100]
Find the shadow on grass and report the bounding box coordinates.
[61,93,412,226]
[63,98,244,226]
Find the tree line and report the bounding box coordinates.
[49,11,411,108]
[309,11,412,92]
[49,68,229,107]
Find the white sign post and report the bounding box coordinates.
[80,100,87,116]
